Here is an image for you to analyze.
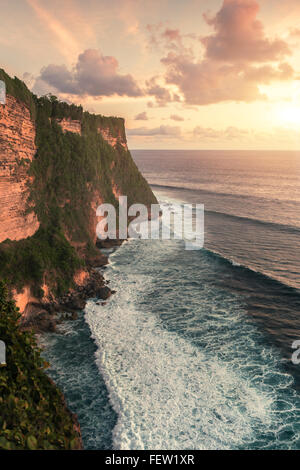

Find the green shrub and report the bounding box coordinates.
[0,228,82,297]
[0,281,81,450]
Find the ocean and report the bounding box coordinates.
[41,149,300,450]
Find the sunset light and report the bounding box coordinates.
[1,0,300,455]
[278,104,300,126]
[0,0,300,149]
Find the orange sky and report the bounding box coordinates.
[1,0,300,149]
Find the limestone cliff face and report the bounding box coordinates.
[97,126,128,150]
[0,71,157,314]
[0,98,128,246]
[57,117,128,150]
[58,118,81,135]
[0,95,39,242]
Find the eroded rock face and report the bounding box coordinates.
[58,118,81,135]
[56,117,128,150]
[0,95,39,242]
[98,127,128,150]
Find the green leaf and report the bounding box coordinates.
[26,435,38,450]
[70,438,78,450]
[0,436,13,450]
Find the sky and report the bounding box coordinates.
[1,0,300,149]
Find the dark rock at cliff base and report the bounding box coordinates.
[20,302,57,333]
[95,286,112,300]
[86,253,108,268]
[19,267,113,333]
[41,302,58,315]
[58,267,112,311]
[96,238,124,249]
[61,294,86,311]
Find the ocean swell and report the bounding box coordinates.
[85,238,300,450]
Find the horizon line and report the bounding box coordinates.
[130,148,300,152]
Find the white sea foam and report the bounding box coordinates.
[84,238,300,450]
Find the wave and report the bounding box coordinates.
[157,195,300,235]
[151,183,298,205]
[202,246,300,295]
[160,199,300,235]
[150,198,300,291]
[204,209,300,235]
[85,238,300,450]
[151,183,255,200]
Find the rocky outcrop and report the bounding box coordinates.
[0,95,39,242]
[57,117,128,150]
[97,126,128,150]
[13,285,38,313]
[0,73,156,321]
[20,302,57,333]
[57,118,81,135]
[18,264,116,333]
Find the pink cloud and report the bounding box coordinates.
[202,0,290,62]
[155,0,294,106]
[162,55,262,105]
[290,28,300,38]
[135,111,149,120]
[35,49,142,97]
[145,76,180,106]
[170,114,184,121]
[162,28,182,42]
[146,23,196,53]
[161,52,293,105]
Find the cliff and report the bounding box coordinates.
[0,68,157,310]
[0,68,157,451]
[0,95,39,242]
[57,116,128,150]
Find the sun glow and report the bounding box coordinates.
[276,104,300,126]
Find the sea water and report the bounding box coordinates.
[42,150,300,450]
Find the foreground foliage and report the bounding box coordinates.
[0,281,81,450]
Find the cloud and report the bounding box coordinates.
[135,111,148,120]
[35,49,143,98]
[162,53,294,105]
[30,0,295,109]
[192,124,300,148]
[145,76,180,106]
[147,23,197,52]
[127,125,181,136]
[163,28,182,43]
[157,0,294,106]
[202,0,290,62]
[193,125,249,141]
[290,28,300,38]
[170,114,184,121]
[244,62,293,82]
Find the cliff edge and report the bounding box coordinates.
[0,68,157,315]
